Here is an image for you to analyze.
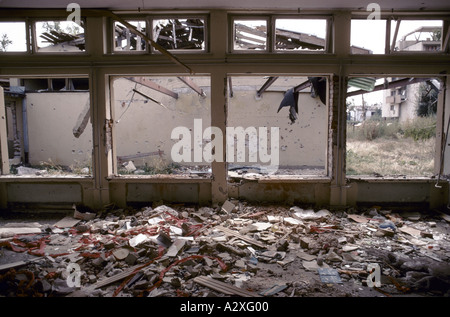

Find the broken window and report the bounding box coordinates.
[233,19,268,51]
[0,21,27,52]
[346,76,441,177]
[0,77,92,177]
[152,18,206,51]
[350,19,387,54]
[112,76,211,176]
[114,20,147,52]
[390,19,443,52]
[227,75,329,177]
[275,18,328,52]
[34,20,85,52]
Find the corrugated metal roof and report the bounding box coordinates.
[348,77,377,91]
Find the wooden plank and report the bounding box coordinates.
[0,258,43,272]
[0,87,10,175]
[256,76,279,97]
[72,97,90,138]
[92,264,142,289]
[216,225,266,249]
[177,77,206,97]
[194,276,262,297]
[125,77,178,99]
[53,216,81,229]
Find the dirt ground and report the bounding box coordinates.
[1,201,449,300]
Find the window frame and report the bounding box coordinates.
[350,13,448,55]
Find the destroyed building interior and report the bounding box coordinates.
[0,0,450,306]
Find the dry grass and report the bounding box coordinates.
[346,137,436,176]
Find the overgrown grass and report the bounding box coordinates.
[347,116,436,142]
[346,116,436,176]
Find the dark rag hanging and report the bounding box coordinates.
[308,77,327,105]
[277,88,299,123]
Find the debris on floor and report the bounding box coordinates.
[0,201,450,297]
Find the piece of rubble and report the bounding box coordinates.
[399,225,422,237]
[73,204,96,221]
[16,166,48,176]
[166,239,186,257]
[248,222,272,232]
[0,226,42,238]
[290,207,331,220]
[318,268,342,284]
[302,260,329,271]
[221,200,236,214]
[259,283,288,296]
[123,161,137,172]
[297,251,316,261]
[347,214,369,223]
[113,248,130,260]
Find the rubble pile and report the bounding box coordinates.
[1,201,450,297]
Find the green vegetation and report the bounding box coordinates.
[346,116,436,176]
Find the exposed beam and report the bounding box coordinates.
[125,77,178,99]
[256,76,279,97]
[390,19,401,52]
[443,24,450,53]
[293,79,312,93]
[72,98,91,138]
[177,77,206,97]
[132,89,168,109]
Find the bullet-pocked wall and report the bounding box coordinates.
[112,76,211,176]
[226,75,328,176]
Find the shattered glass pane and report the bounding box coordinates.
[390,20,443,52]
[114,21,147,51]
[35,20,85,52]
[152,18,205,50]
[275,19,327,51]
[233,20,267,51]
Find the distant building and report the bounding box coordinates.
[382,26,441,122]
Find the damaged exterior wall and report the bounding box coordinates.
[0,10,449,210]
[26,92,92,166]
[112,77,211,169]
[227,76,328,170]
